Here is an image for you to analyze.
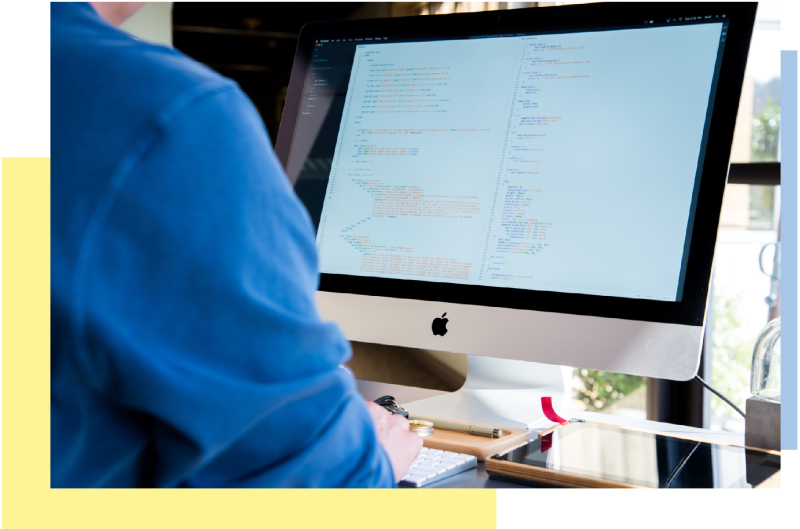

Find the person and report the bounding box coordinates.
[50,2,422,487]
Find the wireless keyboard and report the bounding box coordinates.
[399,447,478,487]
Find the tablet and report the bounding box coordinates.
[486,422,780,488]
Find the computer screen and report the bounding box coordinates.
[287,16,729,304]
[308,23,725,302]
[277,3,755,384]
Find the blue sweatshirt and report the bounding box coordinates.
[50,2,394,488]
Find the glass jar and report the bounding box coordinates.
[750,317,781,402]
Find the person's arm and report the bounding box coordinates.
[74,83,417,487]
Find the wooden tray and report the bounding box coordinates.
[411,413,530,462]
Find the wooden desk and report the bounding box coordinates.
[356,380,748,488]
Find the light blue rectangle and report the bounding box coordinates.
[782,50,797,450]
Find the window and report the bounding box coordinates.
[706,3,781,432]
[709,184,780,432]
[730,3,781,163]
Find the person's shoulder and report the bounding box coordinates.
[114,35,234,105]
[51,3,236,123]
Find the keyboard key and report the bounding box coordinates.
[415,464,442,474]
[403,475,427,486]
[436,458,459,470]
[399,449,478,487]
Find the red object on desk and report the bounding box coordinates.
[541,396,569,425]
[541,432,553,452]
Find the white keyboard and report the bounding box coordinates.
[399,447,478,487]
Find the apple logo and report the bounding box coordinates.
[431,313,449,336]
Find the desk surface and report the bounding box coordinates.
[356,380,746,488]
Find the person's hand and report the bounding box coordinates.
[365,401,423,482]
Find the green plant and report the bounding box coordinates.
[710,292,754,418]
[751,99,780,161]
[573,369,646,412]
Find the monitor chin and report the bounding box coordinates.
[317,291,704,382]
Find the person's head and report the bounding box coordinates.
[90,2,145,27]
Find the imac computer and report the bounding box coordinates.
[276,2,757,428]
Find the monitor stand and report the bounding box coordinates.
[402,355,567,430]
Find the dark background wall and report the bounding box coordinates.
[172,2,410,144]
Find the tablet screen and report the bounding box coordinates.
[492,422,780,488]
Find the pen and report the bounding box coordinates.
[408,415,503,438]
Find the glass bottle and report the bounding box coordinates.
[750,317,781,402]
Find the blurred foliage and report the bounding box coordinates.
[710,292,753,418]
[751,99,780,161]
[748,185,776,230]
[573,369,646,412]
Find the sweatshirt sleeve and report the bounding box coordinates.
[73,82,396,487]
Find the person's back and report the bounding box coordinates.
[51,2,418,487]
